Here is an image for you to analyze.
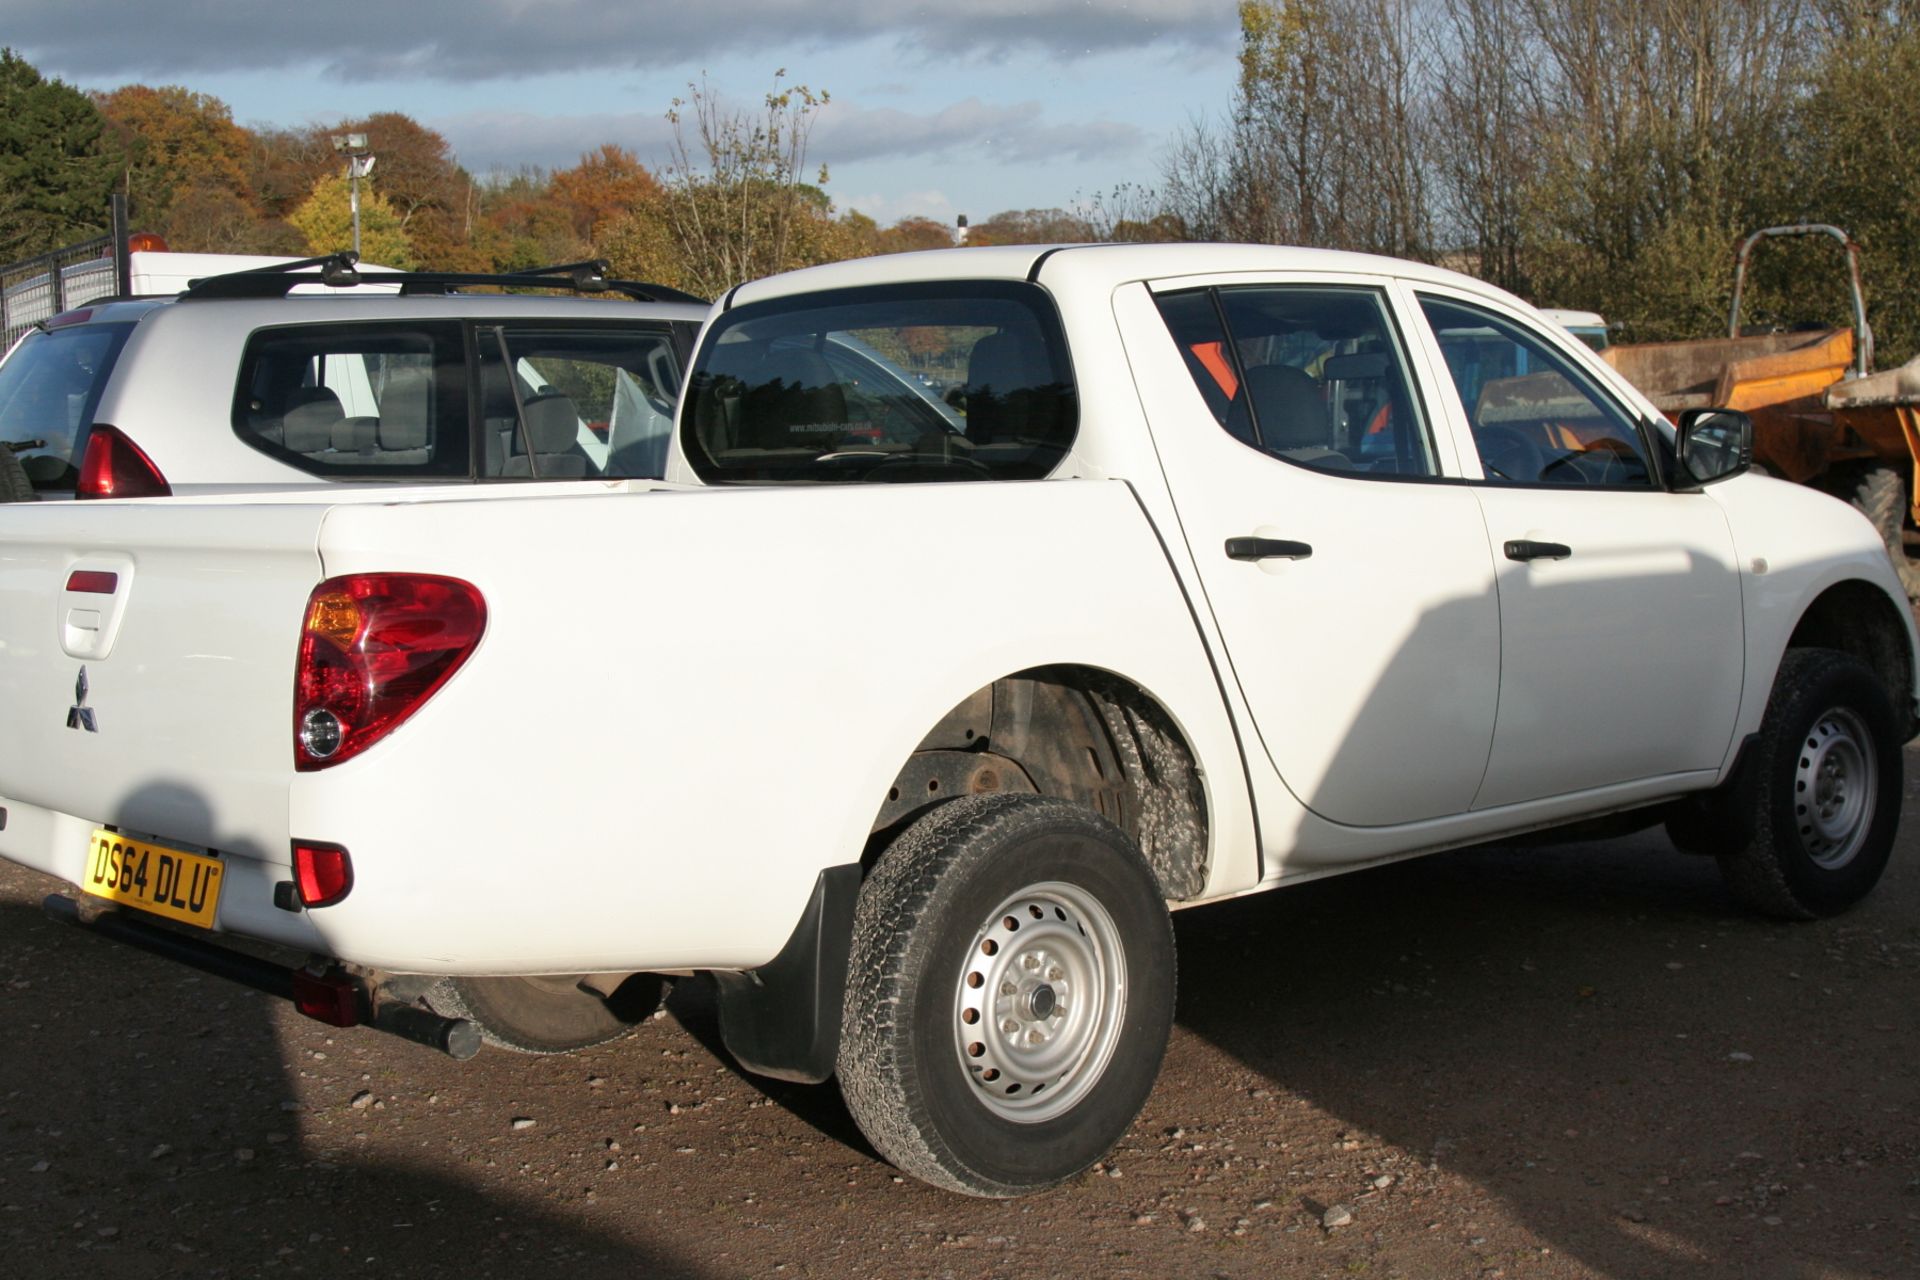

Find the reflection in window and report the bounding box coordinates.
[683,282,1076,484]
[1420,296,1655,488]
[1155,286,1438,478]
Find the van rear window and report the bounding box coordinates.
[0,322,134,491]
[682,282,1077,484]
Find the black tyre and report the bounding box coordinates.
[1846,465,1920,600]
[837,794,1176,1197]
[0,445,33,503]
[426,973,665,1054]
[1714,648,1903,919]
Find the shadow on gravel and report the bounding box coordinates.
[662,974,875,1157]
[0,898,709,1280]
[1172,830,1920,1279]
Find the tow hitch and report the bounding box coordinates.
[42,893,481,1059]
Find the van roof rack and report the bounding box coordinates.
[180,253,707,306]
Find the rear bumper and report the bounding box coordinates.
[41,893,480,1059]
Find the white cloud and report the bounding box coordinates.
[838,188,959,225]
[3,0,1236,82]
[818,99,1144,165]
[434,96,1143,177]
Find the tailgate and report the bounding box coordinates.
[0,500,328,881]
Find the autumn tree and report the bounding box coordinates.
[0,49,120,257]
[549,144,662,247]
[94,84,253,246]
[963,208,1095,246]
[324,113,482,269]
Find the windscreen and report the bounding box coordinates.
[682,281,1076,483]
[0,321,134,491]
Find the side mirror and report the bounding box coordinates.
[1676,407,1753,485]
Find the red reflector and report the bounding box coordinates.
[78,425,171,499]
[293,841,354,907]
[291,969,360,1027]
[65,570,118,594]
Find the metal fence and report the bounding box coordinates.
[0,197,131,352]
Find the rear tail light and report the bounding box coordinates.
[293,840,355,906]
[77,425,171,498]
[294,574,486,770]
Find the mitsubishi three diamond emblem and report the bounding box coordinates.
[67,665,97,732]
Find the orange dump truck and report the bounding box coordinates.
[1602,225,1920,595]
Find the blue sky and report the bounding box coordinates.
[4,0,1243,228]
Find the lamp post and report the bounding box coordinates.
[329,132,375,257]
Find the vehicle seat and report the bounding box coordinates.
[500,391,588,478]
[377,366,433,464]
[281,387,345,456]
[1245,364,1345,467]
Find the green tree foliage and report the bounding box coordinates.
[286,170,417,268]
[0,49,120,257]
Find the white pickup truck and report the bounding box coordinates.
[0,244,1913,1198]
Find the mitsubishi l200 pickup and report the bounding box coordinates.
[0,244,1912,1196]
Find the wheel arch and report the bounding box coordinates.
[864,664,1214,903]
[1786,578,1918,740]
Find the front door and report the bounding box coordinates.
[1410,289,1745,808]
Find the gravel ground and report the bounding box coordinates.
[3,759,1917,1280]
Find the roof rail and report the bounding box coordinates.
[179,253,707,306]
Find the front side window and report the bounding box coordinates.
[476,326,684,479]
[682,281,1075,484]
[233,323,467,478]
[1420,295,1656,488]
[1155,285,1439,478]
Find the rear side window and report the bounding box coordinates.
[682,281,1075,483]
[233,323,468,478]
[1154,285,1438,478]
[475,326,684,479]
[0,321,134,491]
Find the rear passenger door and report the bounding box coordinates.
[1123,277,1501,828]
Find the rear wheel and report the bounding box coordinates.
[426,973,665,1054]
[838,794,1175,1197]
[1845,465,1920,600]
[0,445,33,503]
[1713,648,1903,918]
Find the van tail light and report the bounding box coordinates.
[77,424,171,498]
[293,841,355,907]
[294,574,486,771]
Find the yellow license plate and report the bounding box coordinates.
[80,829,224,929]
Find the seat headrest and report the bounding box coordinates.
[1244,365,1326,449]
[282,388,344,452]
[378,366,432,450]
[520,392,580,453]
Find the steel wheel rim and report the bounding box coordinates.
[951,880,1127,1123]
[1795,706,1876,869]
